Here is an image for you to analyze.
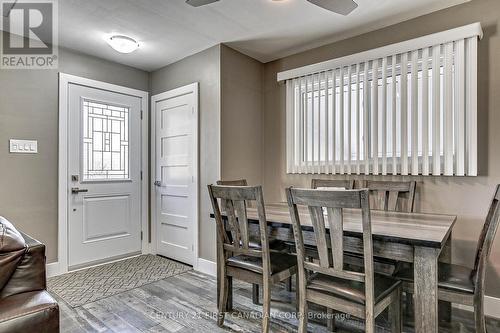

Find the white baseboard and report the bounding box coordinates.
[46,262,63,278]
[453,295,500,319]
[195,258,216,277]
[484,296,500,318]
[46,253,143,278]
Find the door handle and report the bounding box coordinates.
[71,187,89,194]
[154,181,162,187]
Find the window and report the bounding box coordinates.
[281,23,482,176]
[82,100,130,180]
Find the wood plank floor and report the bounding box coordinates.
[55,270,500,333]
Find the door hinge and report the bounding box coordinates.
[140,110,143,119]
[140,171,143,180]
[141,231,143,241]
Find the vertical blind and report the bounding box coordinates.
[280,23,482,176]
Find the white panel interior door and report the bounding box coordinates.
[68,84,142,269]
[153,83,198,266]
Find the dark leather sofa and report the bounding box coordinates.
[0,217,59,333]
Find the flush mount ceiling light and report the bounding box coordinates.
[186,0,358,15]
[106,35,139,54]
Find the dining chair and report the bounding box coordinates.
[359,180,418,278]
[308,178,355,260]
[311,178,355,190]
[208,184,298,332]
[216,179,292,303]
[393,184,500,333]
[286,187,402,333]
[366,179,450,323]
[217,180,288,252]
[310,178,358,329]
[363,180,417,213]
[306,179,406,275]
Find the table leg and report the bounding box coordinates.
[285,276,293,292]
[227,277,233,311]
[439,233,453,323]
[252,284,260,304]
[414,246,439,333]
[440,232,452,263]
[217,274,220,308]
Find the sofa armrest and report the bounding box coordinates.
[0,290,59,333]
[0,233,46,300]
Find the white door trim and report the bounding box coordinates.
[56,73,149,276]
[150,82,199,268]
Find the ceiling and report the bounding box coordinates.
[55,0,469,71]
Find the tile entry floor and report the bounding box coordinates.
[55,269,500,333]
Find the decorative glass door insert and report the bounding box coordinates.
[82,99,129,181]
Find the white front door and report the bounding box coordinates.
[68,83,143,269]
[153,83,198,266]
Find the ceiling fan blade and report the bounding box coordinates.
[186,0,220,7]
[307,0,358,15]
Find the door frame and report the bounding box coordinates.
[150,82,199,268]
[55,73,149,276]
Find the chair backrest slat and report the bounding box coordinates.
[308,206,330,268]
[234,200,249,249]
[217,179,248,186]
[217,180,253,209]
[291,189,362,208]
[223,199,242,249]
[364,180,416,212]
[286,188,373,291]
[311,179,355,190]
[387,191,399,211]
[208,185,270,270]
[473,185,500,292]
[328,207,344,271]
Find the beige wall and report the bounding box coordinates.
[2,0,499,295]
[1,41,223,264]
[263,0,500,297]
[0,40,149,263]
[150,45,221,262]
[220,45,264,186]
[149,44,263,263]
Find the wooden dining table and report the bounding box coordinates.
[212,202,456,333]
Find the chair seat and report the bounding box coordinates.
[394,262,475,294]
[307,272,401,305]
[227,252,297,275]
